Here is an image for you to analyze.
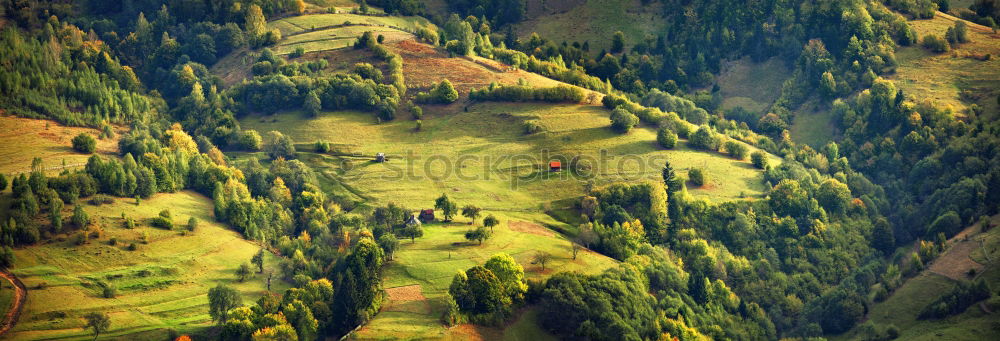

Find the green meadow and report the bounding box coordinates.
[6,191,288,340]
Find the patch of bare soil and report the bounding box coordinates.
[928,226,987,280]
[508,221,555,237]
[383,284,431,314]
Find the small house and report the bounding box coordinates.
[375,153,386,162]
[549,160,562,172]
[405,214,421,228]
[418,209,435,223]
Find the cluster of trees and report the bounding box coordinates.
[444,0,526,27]
[446,253,528,325]
[0,24,161,128]
[414,79,459,104]
[918,279,992,319]
[469,83,584,103]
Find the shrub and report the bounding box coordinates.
[72,133,97,154]
[289,46,305,58]
[751,151,769,169]
[922,34,950,53]
[315,140,331,153]
[415,79,460,104]
[127,243,138,251]
[675,123,691,138]
[656,128,677,149]
[124,217,135,229]
[725,141,749,160]
[523,120,545,134]
[688,125,720,150]
[108,237,117,246]
[151,216,174,229]
[102,284,117,298]
[72,231,88,245]
[689,168,705,187]
[609,107,639,133]
[187,217,198,231]
[88,194,115,206]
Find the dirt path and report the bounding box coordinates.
[0,270,26,337]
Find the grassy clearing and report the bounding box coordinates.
[7,191,288,340]
[717,57,789,113]
[239,102,772,212]
[268,13,435,36]
[890,14,1000,116]
[789,99,838,148]
[272,25,410,55]
[516,0,666,54]
[0,115,124,176]
[352,213,613,340]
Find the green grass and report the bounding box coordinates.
[890,14,1000,117]
[789,99,838,148]
[516,0,666,54]
[717,57,790,114]
[353,212,613,340]
[0,116,124,176]
[268,13,435,36]
[272,25,408,55]
[7,191,289,340]
[239,103,773,211]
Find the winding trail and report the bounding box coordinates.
[0,270,26,338]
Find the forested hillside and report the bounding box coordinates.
[0,0,998,340]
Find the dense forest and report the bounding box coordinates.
[1,0,999,340]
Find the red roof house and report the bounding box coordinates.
[549,161,562,172]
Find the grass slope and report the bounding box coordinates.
[890,12,1000,117]
[7,191,288,340]
[267,13,435,37]
[239,103,771,213]
[0,115,124,176]
[353,216,615,340]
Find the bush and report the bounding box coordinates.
[289,46,305,58]
[922,34,950,53]
[151,216,174,229]
[609,107,639,133]
[72,133,97,154]
[751,151,769,169]
[72,231,88,245]
[187,217,198,231]
[689,168,705,187]
[315,140,331,153]
[725,141,749,159]
[688,125,719,150]
[523,120,545,134]
[127,243,138,251]
[469,84,584,103]
[102,284,117,298]
[656,128,677,149]
[88,194,115,206]
[415,79,459,104]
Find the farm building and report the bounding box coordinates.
[418,209,435,223]
[375,153,386,162]
[405,214,421,228]
[549,160,562,172]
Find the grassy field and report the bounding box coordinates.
[239,102,774,213]
[0,115,124,176]
[890,13,1000,117]
[6,191,288,340]
[352,213,615,340]
[716,57,789,114]
[516,0,666,55]
[789,99,838,148]
[267,13,435,36]
[272,25,411,55]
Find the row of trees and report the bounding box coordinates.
[469,83,585,103]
